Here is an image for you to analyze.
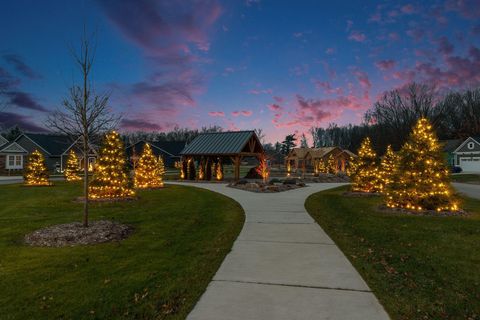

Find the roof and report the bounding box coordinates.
[180,130,262,156]
[0,135,8,147]
[0,141,28,154]
[305,147,339,159]
[19,133,74,155]
[286,148,309,159]
[440,139,463,153]
[126,140,186,157]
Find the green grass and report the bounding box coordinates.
[0,182,244,319]
[450,174,480,184]
[305,186,480,320]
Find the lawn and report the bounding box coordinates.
[305,186,480,320]
[450,173,480,184]
[0,182,244,319]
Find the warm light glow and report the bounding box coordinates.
[24,149,50,186]
[378,145,397,193]
[215,159,223,181]
[65,150,81,182]
[89,131,135,199]
[351,137,381,193]
[256,155,269,182]
[133,143,164,189]
[385,118,459,212]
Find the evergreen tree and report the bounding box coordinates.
[188,159,196,180]
[65,150,81,181]
[281,134,297,154]
[180,160,187,179]
[386,118,458,212]
[351,137,381,193]
[24,150,50,185]
[215,159,223,181]
[89,131,135,199]
[326,154,337,174]
[378,145,397,193]
[198,159,205,180]
[134,143,164,188]
[157,155,166,180]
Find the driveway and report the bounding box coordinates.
[453,183,480,200]
[168,182,389,320]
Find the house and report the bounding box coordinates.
[60,139,98,172]
[440,139,463,167]
[452,137,480,172]
[125,140,186,168]
[0,133,98,174]
[286,147,356,173]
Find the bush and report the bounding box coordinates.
[451,166,463,173]
[283,178,297,185]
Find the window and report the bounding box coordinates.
[467,142,475,150]
[6,155,23,169]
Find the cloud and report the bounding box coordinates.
[445,0,480,19]
[348,31,366,42]
[273,96,284,103]
[97,0,221,123]
[269,104,282,111]
[400,4,416,14]
[0,111,46,132]
[120,118,164,131]
[313,80,344,95]
[375,59,396,71]
[437,36,454,55]
[208,111,225,117]
[232,110,252,117]
[6,91,48,112]
[248,88,272,95]
[325,47,336,54]
[2,54,42,79]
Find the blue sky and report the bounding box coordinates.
[1,0,479,143]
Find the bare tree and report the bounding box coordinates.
[47,30,118,227]
[254,128,266,144]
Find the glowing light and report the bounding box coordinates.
[24,150,50,186]
[351,137,381,193]
[134,143,165,189]
[65,150,82,182]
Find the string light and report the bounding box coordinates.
[386,118,459,212]
[134,143,164,189]
[65,150,81,182]
[256,155,269,182]
[89,131,135,199]
[215,159,223,181]
[351,137,381,193]
[24,149,50,186]
[378,145,397,193]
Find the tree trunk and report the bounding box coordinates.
[83,138,89,227]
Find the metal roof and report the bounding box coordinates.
[180,130,259,155]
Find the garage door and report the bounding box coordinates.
[459,157,480,172]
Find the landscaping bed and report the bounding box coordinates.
[305,185,480,319]
[0,182,244,319]
[228,178,306,193]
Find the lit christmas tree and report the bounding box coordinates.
[158,155,166,180]
[315,159,327,174]
[180,160,187,179]
[65,150,81,182]
[378,145,397,193]
[89,131,135,199]
[134,143,164,189]
[24,150,50,186]
[351,137,381,193]
[386,118,458,212]
[326,154,337,174]
[198,159,205,180]
[215,159,223,181]
[188,158,196,180]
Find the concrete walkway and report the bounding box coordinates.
[168,182,389,320]
[453,182,480,200]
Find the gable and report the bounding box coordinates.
[180,131,263,156]
[0,142,28,154]
[454,137,480,153]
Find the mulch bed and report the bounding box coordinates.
[228,181,306,193]
[343,191,382,197]
[377,204,469,217]
[25,220,134,247]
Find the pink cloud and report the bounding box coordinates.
[388,32,400,41]
[348,31,366,42]
[208,111,225,117]
[325,47,336,54]
[400,4,416,14]
[269,104,282,111]
[313,80,344,95]
[437,36,454,55]
[248,88,273,95]
[273,96,284,103]
[231,110,253,117]
[375,59,396,71]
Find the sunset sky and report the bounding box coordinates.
[1,0,479,143]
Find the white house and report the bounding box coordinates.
[452,136,480,172]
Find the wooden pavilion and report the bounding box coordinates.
[179,130,264,180]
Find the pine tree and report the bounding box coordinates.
[134,143,163,189]
[24,150,50,185]
[198,159,205,180]
[65,150,81,182]
[315,159,326,174]
[378,145,397,193]
[351,137,381,193]
[89,131,135,199]
[215,159,223,181]
[157,155,166,180]
[326,154,337,174]
[386,118,458,212]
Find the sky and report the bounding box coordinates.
[0,0,480,143]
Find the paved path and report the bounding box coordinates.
[453,183,480,200]
[168,182,389,320]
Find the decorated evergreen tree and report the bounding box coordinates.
[157,155,166,180]
[134,143,163,189]
[351,137,381,193]
[326,154,337,174]
[378,145,397,193]
[89,131,135,199]
[180,160,187,179]
[198,159,205,180]
[215,159,223,181]
[386,118,458,212]
[24,150,50,186]
[315,159,327,174]
[256,155,269,182]
[65,150,81,182]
